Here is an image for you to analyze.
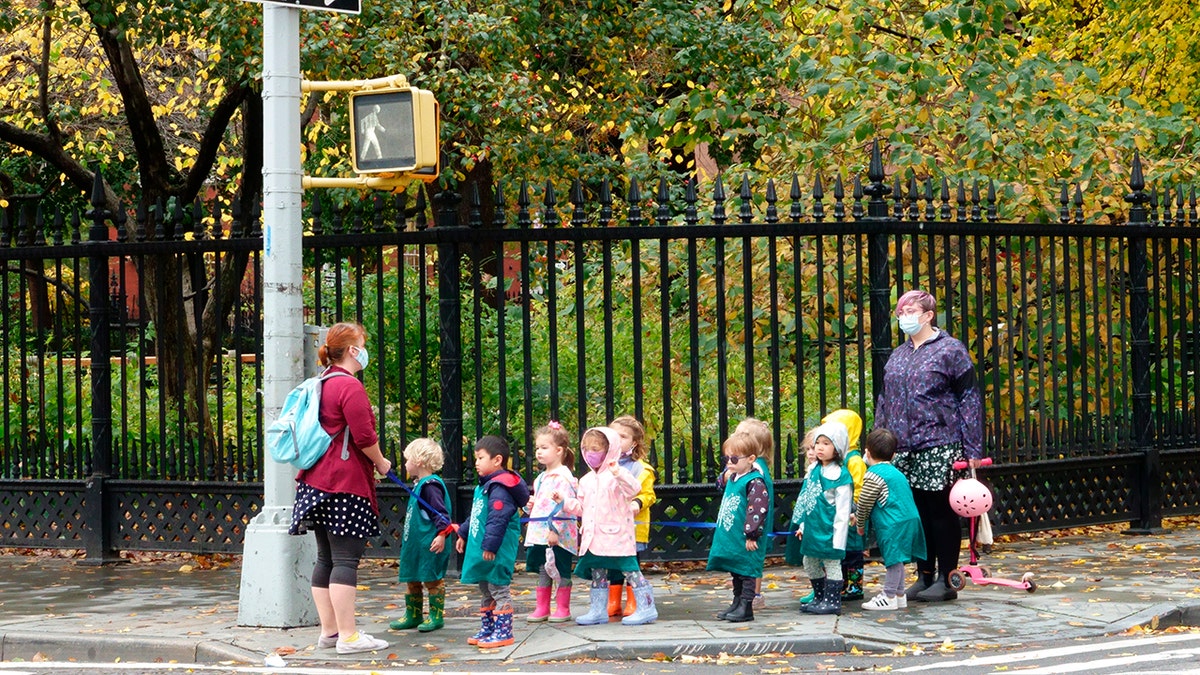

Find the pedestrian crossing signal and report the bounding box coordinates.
[349,88,439,177]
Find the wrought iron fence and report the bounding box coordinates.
[1,147,1198,559]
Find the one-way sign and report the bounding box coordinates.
[245,0,361,15]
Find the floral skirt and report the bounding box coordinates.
[893,443,966,492]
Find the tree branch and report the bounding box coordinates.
[88,6,176,194]
[180,83,253,202]
[0,120,118,207]
[38,3,63,143]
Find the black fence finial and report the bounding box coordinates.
[1125,150,1150,225]
[863,139,891,218]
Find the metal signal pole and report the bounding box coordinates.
[237,3,317,628]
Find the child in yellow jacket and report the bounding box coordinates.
[609,415,656,617]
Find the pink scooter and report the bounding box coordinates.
[946,458,1036,594]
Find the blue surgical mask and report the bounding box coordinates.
[898,314,923,337]
[353,345,370,369]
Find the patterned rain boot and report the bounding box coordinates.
[576,585,611,625]
[622,583,637,617]
[621,578,658,625]
[800,578,823,614]
[477,608,515,648]
[528,586,552,622]
[417,587,444,632]
[842,566,864,601]
[807,578,843,616]
[549,586,572,623]
[388,591,423,630]
[466,603,495,645]
[606,584,623,617]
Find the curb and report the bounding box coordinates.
[1139,602,1200,630]
[0,632,261,666]
[529,634,848,662]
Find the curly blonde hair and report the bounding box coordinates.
[403,437,444,473]
[734,417,774,468]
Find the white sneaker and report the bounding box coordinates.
[317,633,339,649]
[897,593,907,609]
[336,632,388,654]
[861,593,901,611]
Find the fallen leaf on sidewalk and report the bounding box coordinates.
[274,646,296,655]
[31,652,50,662]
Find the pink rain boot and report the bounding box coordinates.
[549,586,572,622]
[527,586,552,622]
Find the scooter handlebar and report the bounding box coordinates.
[953,457,993,470]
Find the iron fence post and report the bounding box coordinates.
[1124,152,1164,534]
[82,169,120,564]
[863,141,894,404]
[435,189,467,531]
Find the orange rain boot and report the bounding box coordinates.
[607,584,623,617]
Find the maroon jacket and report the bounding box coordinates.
[295,366,381,512]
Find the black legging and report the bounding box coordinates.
[311,524,367,588]
[912,486,962,583]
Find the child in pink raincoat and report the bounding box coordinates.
[553,426,658,626]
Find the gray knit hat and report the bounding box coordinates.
[811,421,849,458]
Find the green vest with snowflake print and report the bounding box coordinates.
[706,468,768,578]
[397,473,451,583]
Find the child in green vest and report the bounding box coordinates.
[452,436,531,648]
[856,428,927,611]
[389,438,453,632]
[794,421,853,616]
[734,418,775,610]
[784,429,817,570]
[707,431,771,622]
[823,409,867,601]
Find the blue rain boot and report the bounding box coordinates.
[576,586,611,625]
[477,608,514,648]
[466,603,495,645]
[621,578,658,625]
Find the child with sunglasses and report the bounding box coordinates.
[706,431,771,622]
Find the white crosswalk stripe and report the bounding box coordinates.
[894,632,1200,672]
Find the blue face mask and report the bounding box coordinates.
[898,314,923,336]
[353,345,370,369]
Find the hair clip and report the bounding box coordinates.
[547,420,563,430]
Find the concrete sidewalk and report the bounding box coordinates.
[1,521,1198,667]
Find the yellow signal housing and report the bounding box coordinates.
[348,87,439,176]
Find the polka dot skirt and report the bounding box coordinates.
[289,483,381,538]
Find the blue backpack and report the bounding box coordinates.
[267,371,355,469]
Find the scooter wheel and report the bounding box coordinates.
[947,570,966,592]
[1025,580,1037,594]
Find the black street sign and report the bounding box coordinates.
[245,0,361,15]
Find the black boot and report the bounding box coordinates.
[799,578,823,614]
[808,578,843,616]
[724,597,754,622]
[716,576,744,620]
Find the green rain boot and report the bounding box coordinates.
[418,587,445,632]
[389,592,424,630]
